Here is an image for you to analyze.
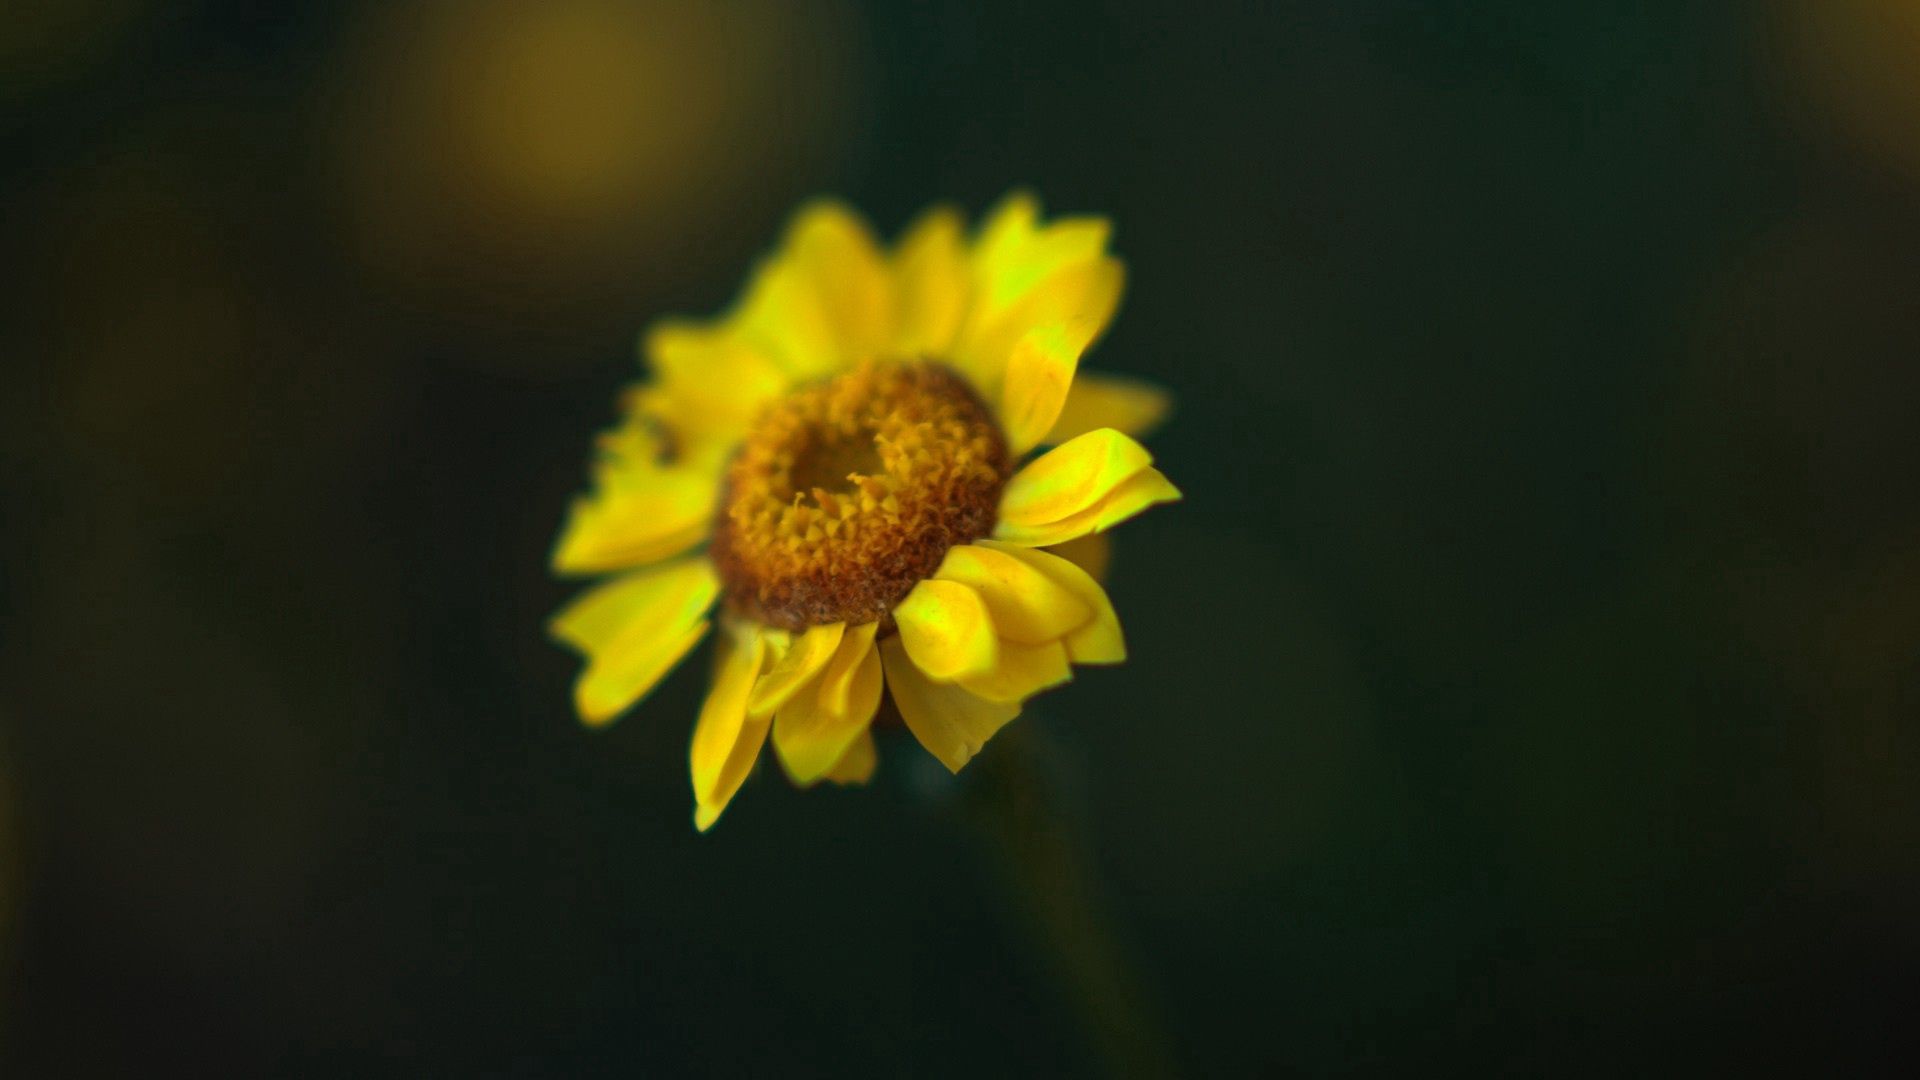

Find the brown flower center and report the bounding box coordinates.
[711,361,1012,631]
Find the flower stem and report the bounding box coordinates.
[956,723,1182,1078]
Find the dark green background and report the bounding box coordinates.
[4,1,1917,1075]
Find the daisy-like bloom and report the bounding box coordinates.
[550,192,1179,830]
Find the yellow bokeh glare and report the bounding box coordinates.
[1675,205,1920,880]
[324,0,862,316]
[1774,0,1920,182]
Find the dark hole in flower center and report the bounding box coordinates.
[788,430,884,496]
[711,360,1014,631]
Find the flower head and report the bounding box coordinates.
[550,192,1179,829]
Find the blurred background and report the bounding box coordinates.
[3,0,1917,1074]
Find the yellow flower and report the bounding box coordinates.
[549,192,1179,830]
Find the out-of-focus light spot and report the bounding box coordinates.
[1672,208,1920,879]
[1760,544,1920,882]
[0,0,145,100]
[323,0,862,332]
[1775,0,1920,183]
[1677,209,1920,541]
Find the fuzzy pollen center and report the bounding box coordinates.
[711,361,1012,631]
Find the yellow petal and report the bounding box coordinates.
[748,621,845,717]
[736,201,892,375]
[731,255,840,378]
[881,635,1021,773]
[999,325,1083,455]
[823,729,878,786]
[550,557,719,726]
[690,624,773,831]
[576,621,709,729]
[1043,532,1111,582]
[551,484,712,575]
[890,205,970,356]
[772,629,883,786]
[956,638,1072,703]
[815,621,880,717]
[932,543,1090,644]
[549,556,717,655]
[643,322,790,438]
[952,258,1124,396]
[997,427,1153,528]
[992,464,1181,547]
[1093,466,1182,530]
[790,202,894,360]
[893,578,998,682]
[1044,371,1171,444]
[979,540,1126,664]
[969,192,1112,325]
[550,421,719,576]
[971,190,1041,284]
[976,216,1112,321]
